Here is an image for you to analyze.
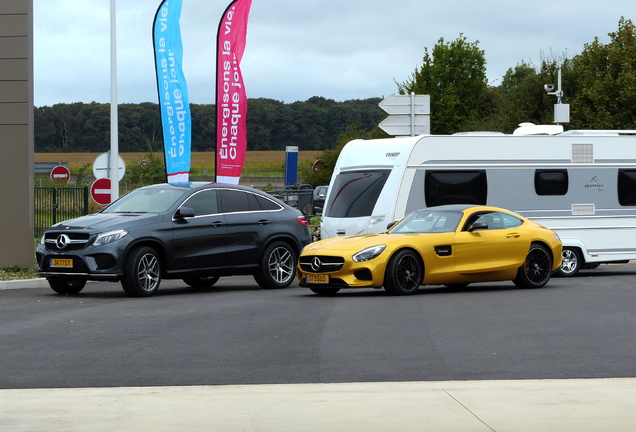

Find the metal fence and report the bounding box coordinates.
[268,188,315,215]
[34,187,89,238]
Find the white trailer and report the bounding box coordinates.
[320,127,636,276]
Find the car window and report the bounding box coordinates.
[255,194,283,211]
[390,210,462,234]
[464,211,523,231]
[182,190,219,216]
[220,189,265,213]
[103,187,184,213]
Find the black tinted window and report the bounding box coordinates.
[425,170,487,207]
[618,169,636,206]
[183,190,218,216]
[220,190,264,213]
[324,170,390,217]
[255,194,282,211]
[535,170,568,195]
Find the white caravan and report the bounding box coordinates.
[320,127,636,276]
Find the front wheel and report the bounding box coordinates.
[254,241,297,289]
[121,246,162,297]
[48,279,86,295]
[513,244,552,289]
[383,249,423,295]
[556,247,583,277]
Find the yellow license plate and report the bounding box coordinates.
[307,274,329,284]
[50,258,73,268]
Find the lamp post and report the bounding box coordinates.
[109,0,119,201]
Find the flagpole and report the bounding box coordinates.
[109,0,119,201]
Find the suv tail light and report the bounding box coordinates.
[296,215,309,227]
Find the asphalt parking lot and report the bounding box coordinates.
[1,264,635,431]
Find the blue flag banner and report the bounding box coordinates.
[153,0,192,183]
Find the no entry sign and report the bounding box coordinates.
[90,178,112,205]
[50,165,70,183]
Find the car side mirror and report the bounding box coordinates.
[468,220,488,232]
[387,221,397,230]
[176,206,195,219]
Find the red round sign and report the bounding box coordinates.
[90,178,113,205]
[50,165,71,183]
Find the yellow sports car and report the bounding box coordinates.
[298,205,562,295]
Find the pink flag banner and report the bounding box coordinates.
[215,0,252,184]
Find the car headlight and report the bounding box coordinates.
[352,245,386,262]
[93,229,128,246]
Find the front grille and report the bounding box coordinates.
[44,232,91,251]
[299,255,345,273]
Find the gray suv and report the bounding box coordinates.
[36,182,312,297]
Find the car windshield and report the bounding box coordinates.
[102,187,185,214]
[389,209,463,234]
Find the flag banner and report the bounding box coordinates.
[215,0,252,184]
[153,0,192,183]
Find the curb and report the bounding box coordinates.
[0,278,49,290]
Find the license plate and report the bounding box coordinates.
[307,274,329,284]
[50,258,73,268]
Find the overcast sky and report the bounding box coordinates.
[33,0,631,107]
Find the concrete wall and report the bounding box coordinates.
[0,0,34,268]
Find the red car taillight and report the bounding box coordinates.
[296,215,309,227]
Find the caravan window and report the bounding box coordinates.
[535,170,568,195]
[618,169,636,206]
[324,170,390,217]
[425,170,487,207]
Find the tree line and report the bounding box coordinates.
[34,97,386,153]
[36,18,636,155]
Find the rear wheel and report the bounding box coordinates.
[383,249,423,295]
[513,243,552,288]
[121,246,161,297]
[48,279,86,295]
[183,276,220,288]
[556,247,583,277]
[254,241,296,289]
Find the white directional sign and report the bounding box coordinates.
[378,115,431,136]
[378,94,430,136]
[378,94,430,115]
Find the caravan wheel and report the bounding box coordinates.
[556,247,583,277]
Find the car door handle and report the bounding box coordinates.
[258,219,270,225]
[506,232,520,238]
[210,221,224,228]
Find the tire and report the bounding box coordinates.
[309,287,340,296]
[513,243,552,289]
[121,246,161,297]
[383,249,423,295]
[48,279,86,295]
[183,276,220,288]
[253,241,296,289]
[556,247,583,277]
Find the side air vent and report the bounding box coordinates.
[572,204,595,215]
[572,143,593,163]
